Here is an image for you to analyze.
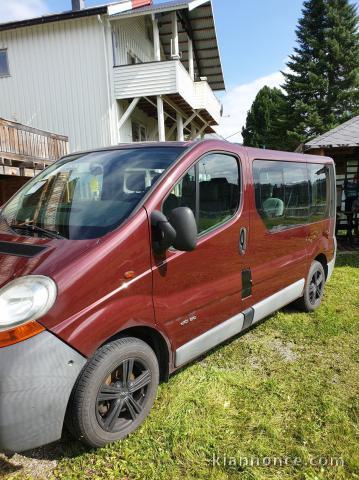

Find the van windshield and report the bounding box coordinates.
[1,147,185,240]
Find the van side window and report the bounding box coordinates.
[254,160,310,231]
[198,154,239,233]
[163,154,240,235]
[163,167,196,219]
[308,164,328,220]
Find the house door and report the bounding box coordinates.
[150,152,250,367]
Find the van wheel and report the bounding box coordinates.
[66,337,159,448]
[295,260,326,312]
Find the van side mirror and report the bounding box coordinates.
[151,207,197,254]
[169,207,197,252]
[151,210,176,254]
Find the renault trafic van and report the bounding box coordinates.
[0,140,336,452]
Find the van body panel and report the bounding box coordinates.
[44,208,156,357]
[0,208,156,358]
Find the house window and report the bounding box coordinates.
[0,49,10,77]
[132,122,147,142]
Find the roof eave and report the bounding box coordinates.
[0,6,108,32]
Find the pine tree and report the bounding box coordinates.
[242,86,289,150]
[283,0,359,146]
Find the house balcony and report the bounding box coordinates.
[113,60,222,128]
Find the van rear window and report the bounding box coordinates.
[253,160,332,232]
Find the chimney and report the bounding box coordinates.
[72,0,85,11]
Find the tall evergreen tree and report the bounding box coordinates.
[242,86,289,150]
[283,0,359,146]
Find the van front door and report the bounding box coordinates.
[150,152,249,367]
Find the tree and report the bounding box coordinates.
[242,86,289,150]
[283,0,359,147]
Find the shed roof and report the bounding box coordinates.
[305,115,359,150]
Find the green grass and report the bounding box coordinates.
[1,254,358,480]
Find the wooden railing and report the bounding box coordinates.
[0,117,68,163]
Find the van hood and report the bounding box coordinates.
[0,231,95,290]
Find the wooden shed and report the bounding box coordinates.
[303,115,359,247]
[0,117,68,204]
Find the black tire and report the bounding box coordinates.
[295,260,326,312]
[66,337,159,448]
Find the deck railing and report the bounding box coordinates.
[0,117,68,163]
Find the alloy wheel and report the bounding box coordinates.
[308,270,324,306]
[96,358,152,433]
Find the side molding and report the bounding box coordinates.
[175,279,305,368]
[252,279,305,324]
[175,312,244,367]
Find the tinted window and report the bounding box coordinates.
[254,160,309,231]
[163,153,240,235]
[163,166,196,219]
[198,154,239,233]
[0,50,9,76]
[1,147,185,240]
[308,164,328,220]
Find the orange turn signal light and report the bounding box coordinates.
[0,321,45,348]
[124,271,136,280]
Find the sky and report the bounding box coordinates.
[0,0,358,141]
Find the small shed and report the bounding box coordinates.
[0,118,68,204]
[303,116,359,246]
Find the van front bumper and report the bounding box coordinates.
[0,330,86,453]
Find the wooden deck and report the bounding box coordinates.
[0,117,68,164]
[0,118,69,204]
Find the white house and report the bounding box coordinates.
[0,0,225,152]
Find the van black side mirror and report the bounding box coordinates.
[169,207,197,252]
[151,207,197,254]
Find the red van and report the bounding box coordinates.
[0,140,336,452]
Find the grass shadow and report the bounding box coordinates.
[336,252,359,268]
[0,457,22,476]
[11,430,90,463]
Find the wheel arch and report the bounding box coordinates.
[314,253,328,279]
[99,326,171,382]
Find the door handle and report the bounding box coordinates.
[239,227,247,255]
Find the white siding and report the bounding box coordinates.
[194,81,221,124]
[113,60,221,124]
[113,61,177,98]
[0,17,114,152]
[112,17,154,66]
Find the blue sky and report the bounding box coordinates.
[1,0,358,140]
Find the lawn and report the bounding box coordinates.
[1,253,358,480]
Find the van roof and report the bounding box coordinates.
[62,140,333,164]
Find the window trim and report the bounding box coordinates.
[161,150,243,240]
[252,158,331,233]
[0,48,10,78]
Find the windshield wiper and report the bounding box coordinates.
[11,223,65,239]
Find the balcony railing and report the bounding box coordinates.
[113,60,221,125]
[0,117,69,163]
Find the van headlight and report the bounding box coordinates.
[0,276,57,331]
